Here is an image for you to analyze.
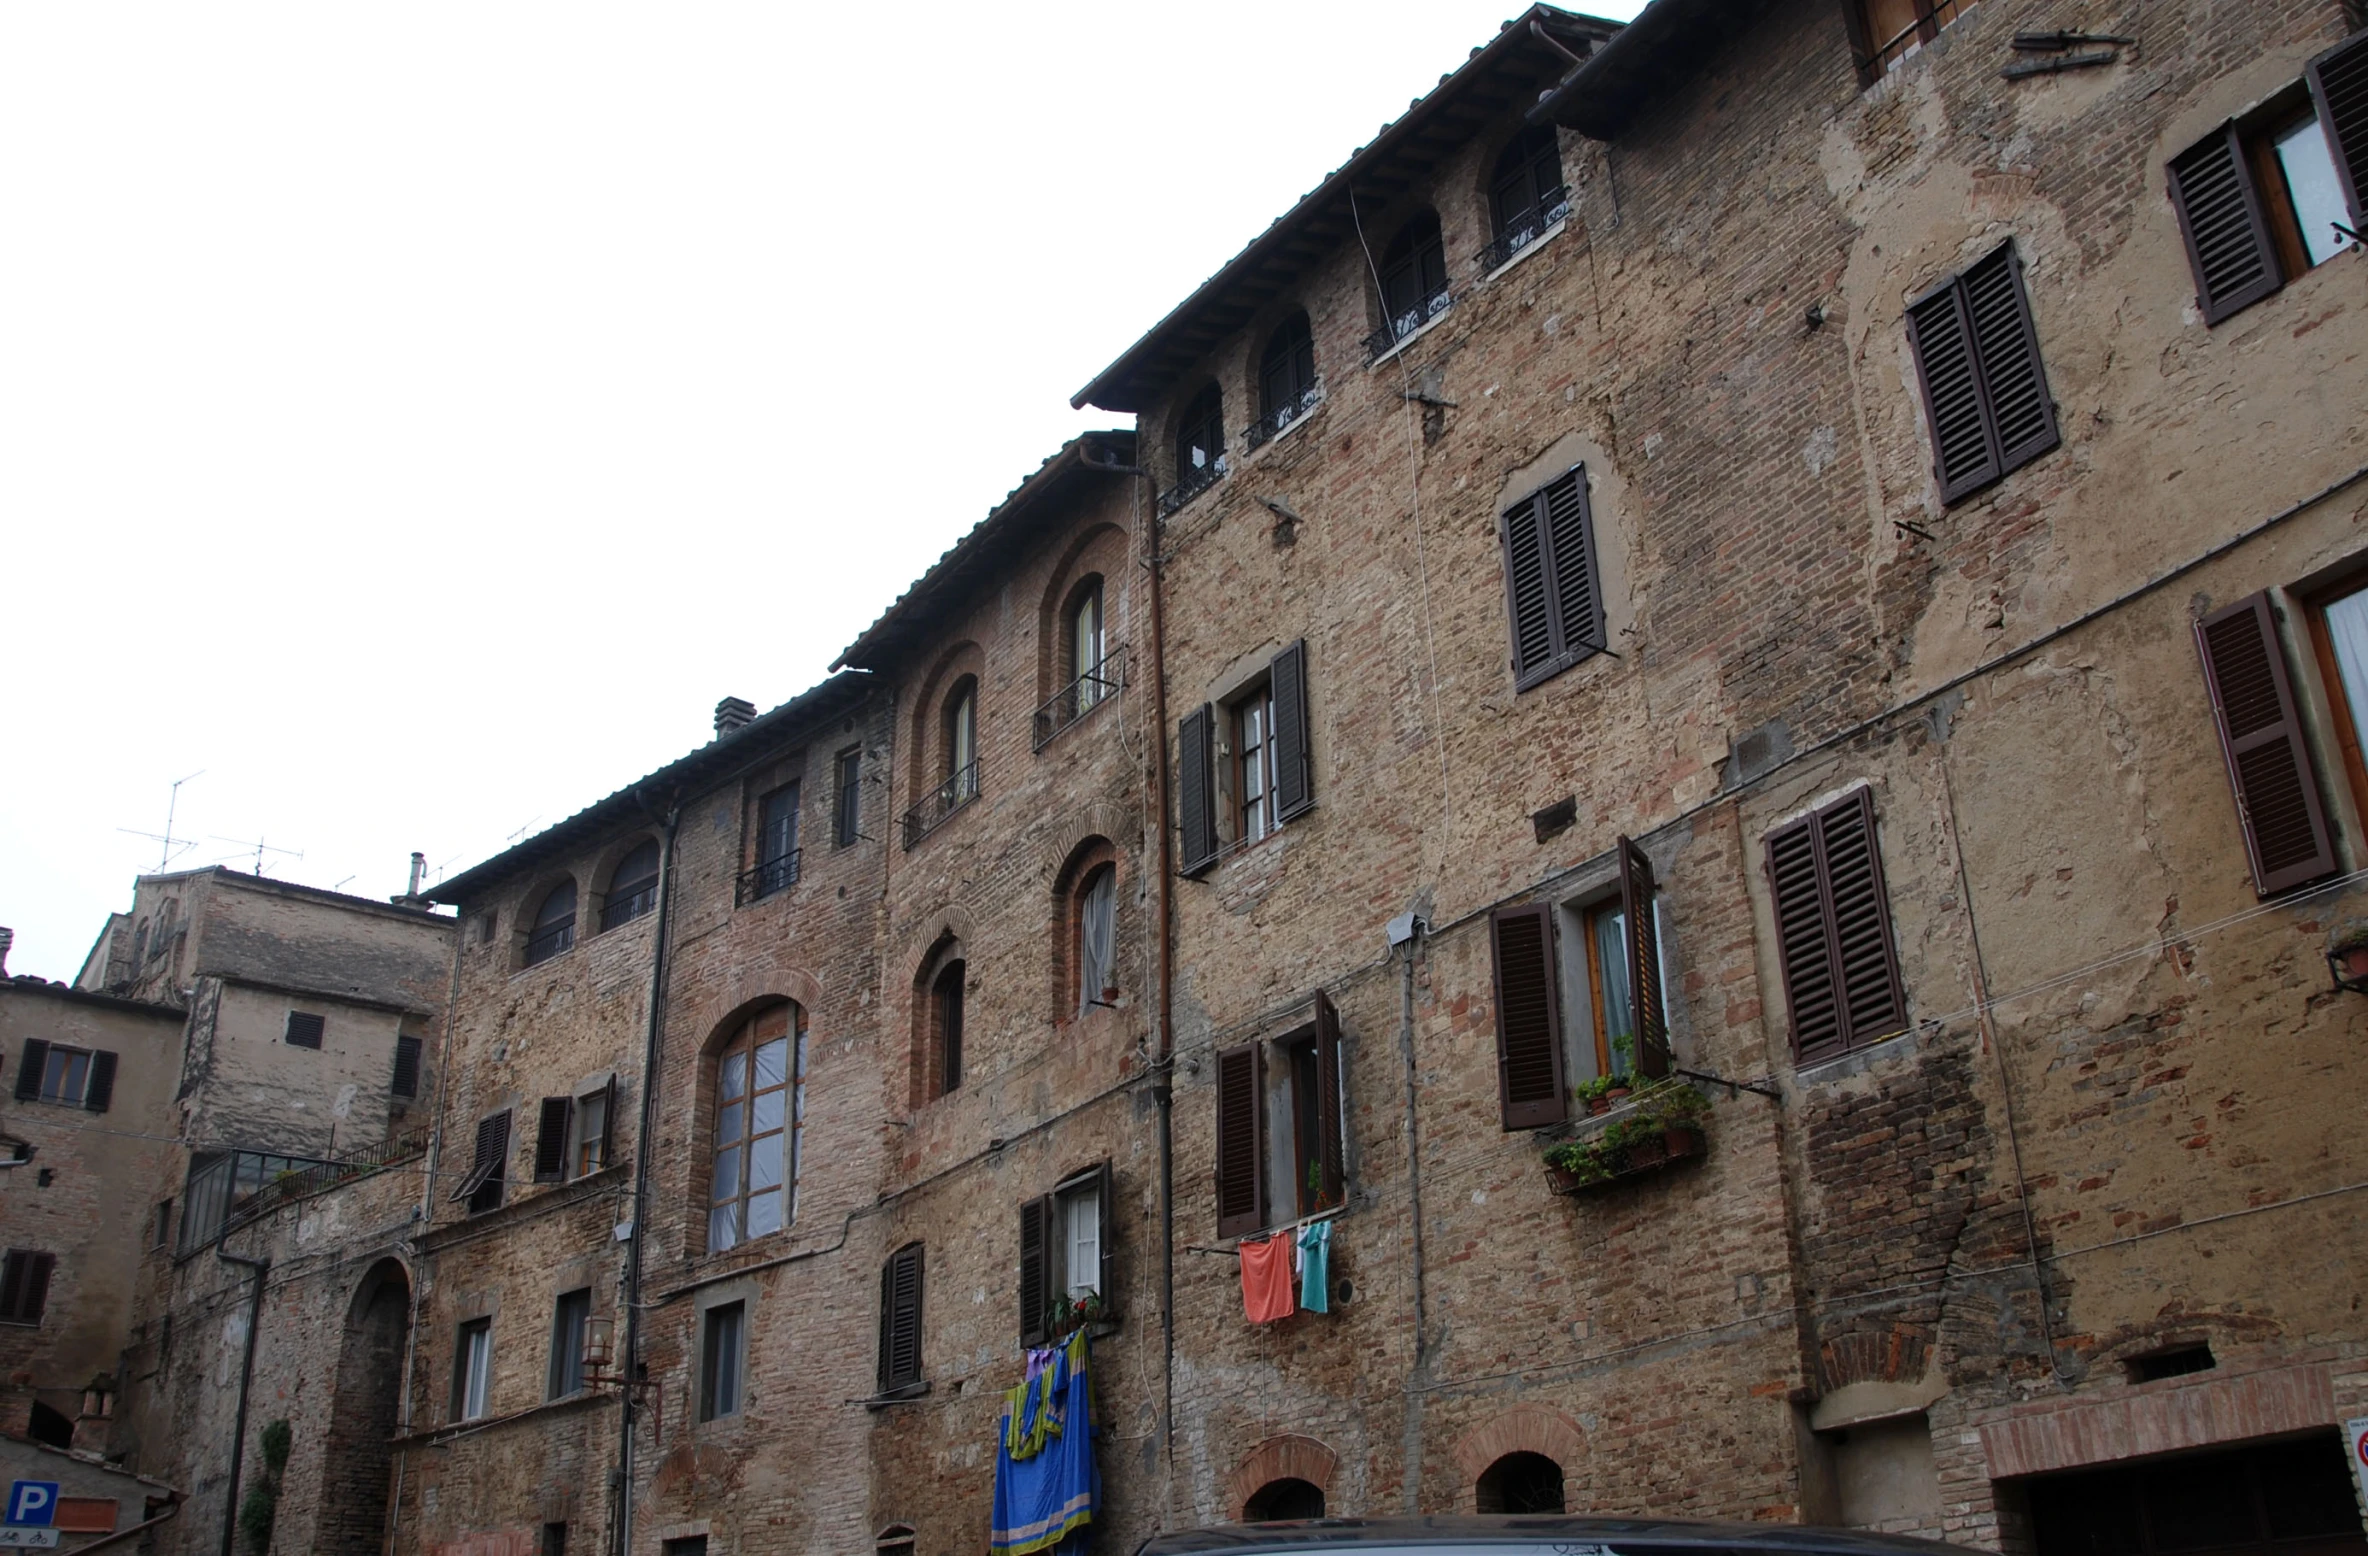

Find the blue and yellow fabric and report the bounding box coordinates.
[991,1328,1098,1555]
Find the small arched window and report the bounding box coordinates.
[1068,579,1107,714]
[1376,212,1449,349]
[525,881,577,966]
[600,840,661,932]
[1165,383,1227,513]
[1476,1451,1565,1514]
[932,958,966,1096]
[1244,1478,1325,1521]
[1488,126,1568,264]
[1076,865,1116,1017]
[944,678,979,805]
[876,1527,917,1556]
[1252,312,1319,448]
[707,1003,807,1253]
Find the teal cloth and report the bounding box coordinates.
[1297,1218,1331,1313]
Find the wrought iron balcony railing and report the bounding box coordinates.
[736,850,802,906]
[1476,189,1572,273]
[177,1128,430,1255]
[1242,384,1325,453]
[903,761,981,849]
[524,917,575,966]
[1034,647,1127,749]
[599,879,658,931]
[1364,287,1454,362]
[1157,456,1227,519]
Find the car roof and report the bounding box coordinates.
[1134,1516,1973,1555]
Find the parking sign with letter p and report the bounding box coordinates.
[3,1482,55,1527]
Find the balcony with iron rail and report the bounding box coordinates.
[736,849,802,906]
[1242,385,1325,454]
[1158,455,1227,519]
[177,1127,431,1255]
[903,762,981,849]
[524,917,575,966]
[1034,647,1126,750]
[1475,188,1573,275]
[1364,287,1454,362]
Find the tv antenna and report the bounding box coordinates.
[117,770,206,872]
[209,834,304,877]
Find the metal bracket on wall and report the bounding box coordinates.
[1674,1065,1781,1101]
[2002,50,2120,78]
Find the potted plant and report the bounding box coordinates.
[1542,1137,1614,1193]
[1575,1075,1616,1116]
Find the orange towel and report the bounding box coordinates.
[1239,1231,1297,1324]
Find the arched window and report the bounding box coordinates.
[706,1003,807,1253]
[1075,865,1116,1017]
[1476,1451,1565,1514]
[1068,578,1107,715]
[945,678,979,804]
[1164,383,1227,513]
[1376,211,1449,350]
[1488,126,1568,265]
[525,881,577,966]
[1244,1478,1325,1521]
[600,839,660,931]
[932,958,965,1096]
[1251,312,1319,449]
[876,1527,917,1556]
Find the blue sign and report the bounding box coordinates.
[3,1483,55,1527]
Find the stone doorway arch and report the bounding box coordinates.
[1227,1435,1339,1521]
[321,1258,409,1556]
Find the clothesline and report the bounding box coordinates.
[1182,1204,1345,1259]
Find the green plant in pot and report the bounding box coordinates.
[1574,1074,1617,1115]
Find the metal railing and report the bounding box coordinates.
[1242,384,1325,453]
[599,879,658,932]
[1157,456,1227,518]
[1033,648,1127,749]
[1363,288,1453,361]
[736,850,802,906]
[902,762,981,849]
[177,1128,429,1254]
[524,917,575,966]
[1476,189,1572,273]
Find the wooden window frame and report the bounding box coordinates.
[0,1249,55,1326]
[525,881,578,967]
[698,1300,746,1421]
[599,839,661,932]
[15,1042,116,1111]
[548,1288,592,1400]
[1489,126,1566,249]
[1841,0,1973,85]
[833,745,863,848]
[2301,571,2368,834]
[706,1006,804,1253]
[452,1317,493,1421]
[932,960,965,1097]
[1379,211,1449,337]
[1020,1164,1117,1346]
[391,1033,423,1099]
[1260,313,1318,425]
[1174,382,1227,486]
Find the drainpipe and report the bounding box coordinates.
[615,796,682,1556]
[213,1250,269,1556]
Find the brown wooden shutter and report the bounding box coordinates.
[1907,275,2001,502]
[1500,491,1556,685]
[2168,125,2283,323]
[0,1252,26,1323]
[84,1051,117,1114]
[1489,905,1567,1129]
[14,1041,48,1102]
[2196,592,2339,895]
[1313,991,1346,1208]
[1,1251,54,1324]
[1909,244,2057,503]
[391,1035,423,1099]
[1820,789,1908,1048]
[1768,813,1842,1062]
[1962,244,2059,475]
[462,1110,510,1213]
[1018,1196,1050,1347]
[1214,1042,1266,1238]
[1543,468,1605,659]
[878,1244,924,1391]
[1270,640,1314,823]
[2307,31,2368,233]
[1618,838,1669,1081]
[1178,704,1218,876]
[533,1097,573,1183]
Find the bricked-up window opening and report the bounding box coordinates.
[1905,240,2059,505]
[451,1317,491,1421]
[525,880,577,966]
[1477,1452,1566,1514]
[699,1301,744,1420]
[1844,0,1972,82]
[541,1523,568,1556]
[475,911,498,945]
[1498,466,1606,692]
[1250,312,1321,449]
[2197,593,2339,897]
[1375,210,1449,354]
[707,1004,805,1253]
[572,1083,610,1179]
[1020,1164,1115,1346]
[834,745,863,847]
[599,838,660,931]
[1076,865,1117,1018]
[876,1243,925,1395]
[1766,788,1908,1065]
[1166,382,1227,514]
[391,1034,423,1099]
[660,1540,708,1556]
[153,1199,172,1250]
[1487,126,1568,268]
[1244,1478,1325,1521]
[933,961,965,1097]
[2025,1436,2368,1556]
[548,1288,591,1399]
[14,1040,115,1112]
[2124,1342,2215,1383]
[454,1109,511,1215]
[2305,577,2368,830]
[0,1249,55,1325]
[283,1011,325,1049]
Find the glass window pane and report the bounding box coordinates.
[753,1090,785,1137]
[746,1187,783,1239]
[708,1204,739,1253]
[1593,906,1635,1076]
[2324,586,2368,746]
[718,1052,748,1101]
[755,1038,788,1090]
[717,1101,744,1146]
[1064,1189,1100,1295]
[2276,116,2351,268]
[748,1134,784,1193]
[709,1145,740,1204]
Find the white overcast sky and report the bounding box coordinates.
[0,1,1642,981]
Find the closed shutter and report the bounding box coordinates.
[1544,469,1606,660]
[1500,489,1556,684]
[284,1012,325,1049]
[1489,905,1568,1128]
[2196,593,2338,895]
[1907,278,2000,501]
[2307,31,2368,231]
[1907,242,2058,503]
[1018,1196,1050,1347]
[1499,468,1605,690]
[1270,640,1314,823]
[2168,126,2282,323]
[1618,837,1670,1080]
[533,1097,573,1184]
[0,1252,25,1323]
[878,1244,924,1392]
[1963,244,2059,474]
[392,1035,423,1099]
[14,1041,48,1102]
[1214,1042,1266,1238]
[0,1251,53,1324]
[1767,817,1844,1060]
[1313,992,1345,1208]
[84,1051,116,1114]
[1178,705,1219,876]
[1766,789,1907,1063]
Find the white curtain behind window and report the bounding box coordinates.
[1078,867,1116,1016]
[2325,587,2368,747]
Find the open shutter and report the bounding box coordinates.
[1313,991,1346,1208]
[1768,814,1846,1063]
[1543,469,1604,659]
[1489,905,1567,1129]
[1270,640,1314,823]
[2307,31,2368,233]
[1092,1162,1115,1313]
[1962,244,2059,475]
[84,1051,117,1114]
[2197,593,2339,895]
[1178,705,1219,876]
[1214,1042,1266,1238]
[14,1041,48,1102]
[533,1097,573,1184]
[1501,491,1558,686]
[1907,277,2000,502]
[1018,1197,1050,1347]
[0,1255,24,1323]
[391,1035,423,1099]
[581,1081,613,1171]
[1820,790,1908,1048]
[1618,838,1670,1080]
[2168,126,2283,323]
[457,1111,510,1211]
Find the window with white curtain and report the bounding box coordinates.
[1077,865,1116,1016]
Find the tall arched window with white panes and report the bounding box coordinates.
[707,1003,807,1253]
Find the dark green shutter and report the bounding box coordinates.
[533,1097,572,1183]
[84,1051,116,1114]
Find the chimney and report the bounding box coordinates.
[0,928,11,977]
[714,697,758,738]
[407,852,426,895]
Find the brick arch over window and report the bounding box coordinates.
[1051,835,1122,1022]
[905,640,986,806]
[1035,523,1131,705]
[1226,1435,1339,1521]
[1450,1406,1586,1510]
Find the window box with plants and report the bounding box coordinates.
[1542,1079,1710,1195]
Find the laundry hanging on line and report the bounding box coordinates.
[1239,1229,1296,1324]
[992,1327,1099,1555]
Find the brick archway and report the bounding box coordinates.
[1226,1435,1339,1521]
[1450,1406,1587,1512]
